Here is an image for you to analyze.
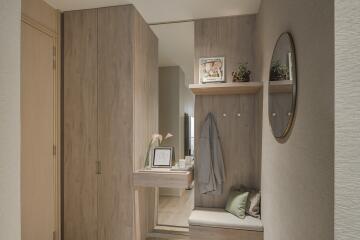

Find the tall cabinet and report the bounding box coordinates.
[63,5,158,240]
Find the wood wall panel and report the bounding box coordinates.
[194,15,261,208]
[194,15,256,84]
[22,0,58,33]
[194,95,261,208]
[97,6,134,240]
[21,21,55,240]
[64,5,159,240]
[63,9,98,240]
[133,9,159,240]
[190,226,263,240]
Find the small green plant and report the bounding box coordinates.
[270,60,289,81]
[232,62,251,82]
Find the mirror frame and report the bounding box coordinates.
[268,32,297,141]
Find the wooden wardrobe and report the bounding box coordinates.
[63,5,158,240]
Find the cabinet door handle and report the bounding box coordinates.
[96,161,101,174]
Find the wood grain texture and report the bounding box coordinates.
[133,7,159,174]
[63,9,98,240]
[194,95,262,208]
[189,82,262,95]
[63,6,159,240]
[21,21,55,240]
[194,15,256,84]
[190,226,263,240]
[335,1,360,239]
[194,15,262,208]
[158,189,194,227]
[21,0,58,33]
[132,8,159,240]
[97,6,134,240]
[133,170,193,189]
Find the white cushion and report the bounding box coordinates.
[189,208,263,232]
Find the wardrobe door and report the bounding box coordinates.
[63,9,98,240]
[97,6,134,240]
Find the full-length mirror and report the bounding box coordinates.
[151,21,195,230]
[268,32,297,140]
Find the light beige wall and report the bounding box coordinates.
[255,1,334,240]
[0,0,21,239]
[335,1,360,239]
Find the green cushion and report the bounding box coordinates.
[225,190,249,219]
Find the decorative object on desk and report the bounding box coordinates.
[199,57,225,83]
[144,133,173,169]
[178,159,186,169]
[161,133,173,145]
[270,60,289,81]
[232,62,251,82]
[185,155,193,166]
[152,147,174,168]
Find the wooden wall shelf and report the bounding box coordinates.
[269,80,294,93]
[133,168,193,189]
[189,82,263,96]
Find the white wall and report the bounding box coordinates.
[255,0,334,240]
[0,0,21,239]
[335,1,360,239]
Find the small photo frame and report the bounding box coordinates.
[152,147,174,168]
[199,57,225,83]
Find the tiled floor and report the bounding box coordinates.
[158,188,194,227]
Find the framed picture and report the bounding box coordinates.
[152,147,174,168]
[199,57,225,83]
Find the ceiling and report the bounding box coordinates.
[44,0,261,24]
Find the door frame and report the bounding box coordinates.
[21,12,61,240]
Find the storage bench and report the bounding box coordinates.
[189,208,263,240]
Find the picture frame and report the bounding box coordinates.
[199,57,225,83]
[152,147,174,168]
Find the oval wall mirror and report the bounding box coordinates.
[268,32,297,140]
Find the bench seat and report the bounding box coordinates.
[189,208,263,240]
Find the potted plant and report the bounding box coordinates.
[232,62,251,82]
[270,60,289,81]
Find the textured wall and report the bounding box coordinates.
[335,1,360,239]
[0,0,21,239]
[255,0,334,240]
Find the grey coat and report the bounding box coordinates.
[198,113,225,195]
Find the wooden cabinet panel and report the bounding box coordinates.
[21,21,55,240]
[63,5,158,240]
[63,9,98,240]
[97,6,134,240]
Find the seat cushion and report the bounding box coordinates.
[189,208,263,232]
